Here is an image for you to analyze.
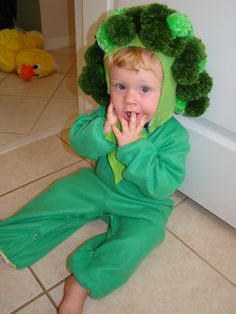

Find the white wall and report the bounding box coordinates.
[39,0,75,50]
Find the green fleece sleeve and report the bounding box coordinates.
[116,121,190,199]
[69,107,115,160]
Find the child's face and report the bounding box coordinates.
[109,63,163,125]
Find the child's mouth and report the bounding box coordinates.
[125,111,143,123]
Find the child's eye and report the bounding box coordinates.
[140,86,150,94]
[116,83,125,91]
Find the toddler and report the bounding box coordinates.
[0,3,212,314]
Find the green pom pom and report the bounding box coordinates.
[198,59,207,72]
[167,13,193,38]
[163,37,187,57]
[106,15,136,46]
[78,65,109,105]
[140,4,178,54]
[141,3,173,22]
[172,58,200,85]
[109,7,128,17]
[172,37,207,84]
[175,97,188,113]
[176,71,213,101]
[84,42,104,65]
[185,97,210,117]
[126,6,144,33]
[96,21,115,52]
[140,20,172,52]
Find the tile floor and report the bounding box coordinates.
[0,45,78,154]
[0,48,236,314]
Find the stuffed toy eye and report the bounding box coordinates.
[33,64,41,69]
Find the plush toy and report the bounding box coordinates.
[0,28,55,80]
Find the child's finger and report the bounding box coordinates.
[129,112,137,130]
[136,114,147,133]
[111,123,121,137]
[119,115,129,132]
[139,114,147,127]
[107,103,113,115]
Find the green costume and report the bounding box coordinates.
[0,3,212,299]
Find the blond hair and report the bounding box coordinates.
[104,46,163,80]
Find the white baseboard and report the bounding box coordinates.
[44,34,75,51]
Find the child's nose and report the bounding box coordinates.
[124,89,137,104]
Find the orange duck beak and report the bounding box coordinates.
[19,64,35,80]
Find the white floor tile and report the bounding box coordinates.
[0,73,65,97]
[0,95,48,134]
[0,263,42,314]
[53,73,78,99]
[172,190,187,206]
[16,295,56,314]
[0,133,26,146]
[167,198,236,284]
[0,71,8,82]
[53,55,76,73]
[31,98,78,134]
[0,135,80,195]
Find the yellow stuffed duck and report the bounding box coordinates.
[0,29,55,80]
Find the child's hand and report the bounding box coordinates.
[104,102,118,134]
[112,112,147,146]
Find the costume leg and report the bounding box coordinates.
[68,215,165,299]
[0,168,108,269]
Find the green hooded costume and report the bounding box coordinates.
[0,3,212,299]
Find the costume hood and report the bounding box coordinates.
[78,3,213,131]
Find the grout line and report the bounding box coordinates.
[173,195,188,209]
[10,291,45,314]
[28,98,53,134]
[45,292,58,310]
[28,266,47,293]
[0,160,82,198]
[166,227,236,288]
[0,73,9,83]
[28,267,58,310]
[47,277,66,292]
[28,69,74,134]
[57,132,70,147]
[0,126,64,155]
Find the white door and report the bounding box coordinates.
[74,0,236,228]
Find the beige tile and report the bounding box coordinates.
[50,46,76,56]
[48,283,64,307]
[31,221,107,289]
[0,135,80,195]
[31,98,78,134]
[167,198,236,284]
[69,62,77,74]
[53,73,78,99]
[0,263,42,314]
[0,71,8,82]
[172,190,187,206]
[0,72,65,97]
[0,133,26,146]
[59,128,71,145]
[0,160,90,219]
[54,55,76,73]
[0,95,48,133]
[16,295,56,314]
[50,231,236,314]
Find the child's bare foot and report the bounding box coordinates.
[57,275,88,314]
